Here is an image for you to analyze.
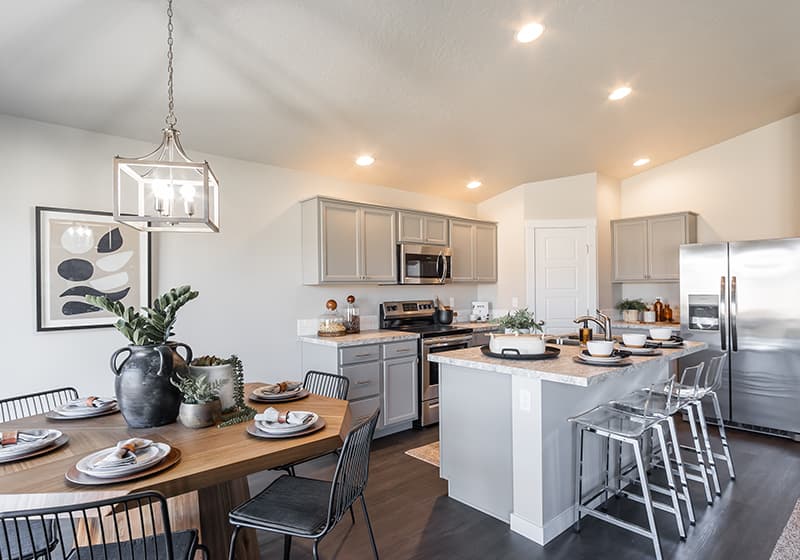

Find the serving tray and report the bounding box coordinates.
[480,345,561,361]
[246,418,326,439]
[45,406,121,421]
[0,434,70,464]
[572,356,633,367]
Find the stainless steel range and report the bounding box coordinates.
[380,300,473,427]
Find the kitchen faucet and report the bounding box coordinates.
[573,310,613,341]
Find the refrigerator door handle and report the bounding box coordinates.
[719,276,727,351]
[731,275,738,352]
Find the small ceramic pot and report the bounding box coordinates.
[188,364,235,410]
[178,399,222,429]
[622,309,640,323]
[642,311,657,323]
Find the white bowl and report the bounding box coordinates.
[622,333,648,348]
[489,334,546,355]
[586,340,615,357]
[649,328,673,341]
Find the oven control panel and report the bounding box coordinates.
[381,300,436,318]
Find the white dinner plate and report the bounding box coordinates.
[253,387,302,400]
[255,412,319,435]
[619,345,661,356]
[52,403,119,418]
[76,443,170,478]
[576,353,627,365]
[0,429,62,458]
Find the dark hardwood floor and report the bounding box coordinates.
[248,421,800,559]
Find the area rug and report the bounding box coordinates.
[405,441,440,467]
[771,498,800,560]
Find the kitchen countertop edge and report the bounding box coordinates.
[299,330,420,347]
[428,341,707,387]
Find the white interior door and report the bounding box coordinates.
[533,226,593,335]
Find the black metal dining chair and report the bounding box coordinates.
[0,491,208,560]
[228,408,380,560]
[0,386,80,559]
[0,387,79,422]
[280,371,350,477]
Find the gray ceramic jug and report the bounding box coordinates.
[110,342,192,428]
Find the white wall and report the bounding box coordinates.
[522,173,597,220]
[0,115,479,397]
[476,184,526,313]
[621,113,800,242]
[595,173,620,310]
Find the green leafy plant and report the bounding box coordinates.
[170,373,226,404]
[493,308,544,332]
[615,298,648,312]
[191,355,231,367]
[86,285,199,345]
[217,354,257,427]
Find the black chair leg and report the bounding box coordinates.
[283,534,292,560]
[289,465,296,477]
[195,543,210,559]
[312,539,320,560]
[349,505,356,524]
[228,525,241,560]
[360,494,379,559]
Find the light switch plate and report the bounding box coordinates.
[519,389,531,412]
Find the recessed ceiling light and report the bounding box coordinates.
[466,180,482,189]
[633,158,651,167]
[355,155,375,167]
[609,86,632,101]
[516,22,545,43]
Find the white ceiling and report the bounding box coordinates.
[2,1,799,202]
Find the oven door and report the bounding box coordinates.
[399,244,452,284]
[421,335,471,401]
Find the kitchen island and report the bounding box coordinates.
[429,340,706,546]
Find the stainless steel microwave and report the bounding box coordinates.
[398,244,452,284]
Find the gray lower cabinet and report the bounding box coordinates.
[302,197,397,284]
[301,339,419,436]
[449,219,497,283]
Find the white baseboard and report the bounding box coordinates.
[510,505,577,546]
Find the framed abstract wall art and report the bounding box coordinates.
[35,207,151,331]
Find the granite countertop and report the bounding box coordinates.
[455,321,502,332]
[428,341,706,387]
[614,321,680,330]
[299,329,419,347]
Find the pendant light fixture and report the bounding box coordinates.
[113,0,220,232]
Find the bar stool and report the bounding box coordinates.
[569,380,685,560]
[677,354,735,489]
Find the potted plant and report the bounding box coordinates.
[615,298,648,323]
[494,308,544,334]
[170,373,227,428]
[85,285,199,428]
[189,355,235,411]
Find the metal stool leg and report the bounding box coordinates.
[686,404,714,504]
[283,535,292,560]
[228,525,241,560]
[573,425,585,532]
[667,415,695,525]
[694,402,721,495]
[654,423,686,539]
[709,391,736,479]
[632,438,663,560]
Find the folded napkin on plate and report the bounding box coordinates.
[65,396,116,409]
[95,438,152,469]
[254,381,302,396]
[254,407,312,425]
[0,431,48,447]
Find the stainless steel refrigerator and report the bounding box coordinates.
[679,238,800,441]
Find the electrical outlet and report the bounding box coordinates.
[519,389,531,412]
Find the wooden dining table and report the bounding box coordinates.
[0,383,351,560]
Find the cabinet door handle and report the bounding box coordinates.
[355,380,371,386]
[354,353,373,358]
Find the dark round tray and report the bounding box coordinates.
[480,345,561,360]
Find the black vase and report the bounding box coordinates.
[110,342,192,428]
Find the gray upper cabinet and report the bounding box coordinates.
[612,212,697,282]
[302,197,397,284]
[449,219,497,283]
[398,211,449,245]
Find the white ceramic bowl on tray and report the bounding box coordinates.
[489,334,546,355]
[586,340,615,357]
[256,412,319,435]
[622,333,648,348]
[649,328,673,341]
[76,443,170,479]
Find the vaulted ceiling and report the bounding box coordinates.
[2,1,799,201]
